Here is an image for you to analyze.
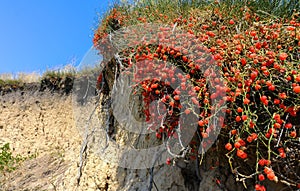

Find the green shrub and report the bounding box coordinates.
[0,143,25,172]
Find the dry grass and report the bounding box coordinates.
[16,72,41,83]
[0,64,79,85]
[0,72,41,84]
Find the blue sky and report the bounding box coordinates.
[0,0,112,74]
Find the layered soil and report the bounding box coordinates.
[0,88,121,191]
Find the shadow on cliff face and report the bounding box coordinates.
[40,75,74,95]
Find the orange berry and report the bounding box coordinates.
[237,107,243,113]
[290,131,297,138]
[184,109,191,115]
[293,86,300,93]
[244,98,250,104]
[174,95,180,101]
[231,129,237,135]
[267,172,276,181]
[264,167,272,175]
[198,120,204,126]
[237,149,247,159]
[201,132,208,138]
[151,83,158,89]
[234,141,241,148]
[225,143,233,151]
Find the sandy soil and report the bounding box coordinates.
[0,90,121,191]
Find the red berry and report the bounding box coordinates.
[255,84,261,90]
[156,132,162,139]
[279,52,288,61]
[174,95,180,101]
[237,107,243,113]
[293,86,300,93]
[274,99,280,104]
[243,98,250,104]
[290,131,297,138]
[247,136,253,143]
[280,152,286,158]
[268,85,275,91]
[184,109,191,115]
[231,129,237,135]
[237,149,247,159]
[250,31,257,37]
[250,71,258,80]
[258,159,265,166]
[274,122,281,128]
[236,116,241,122]
[166,158,171,165]
[225,143,233,151]
[255,184,266,191]
[251,133,258,140]
[258,174,265,181]
[198,120,204,126]
[201,132,208,138]
[285,123,292,129]
[264,167,272,175]
[182,56,188,62]
[241,57,247,65]
[238,138,246,146]
[151,83,158,89]
[265,160,271,166]
[267,172,276,181]
[260,95,267,102]
[242,115,248,121]
[169,101,175,107]
[234,142,241,149]
[279,92,287,99]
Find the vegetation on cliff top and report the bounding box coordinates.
[0,64,101,95]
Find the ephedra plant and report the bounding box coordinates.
[93,0,300,190]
